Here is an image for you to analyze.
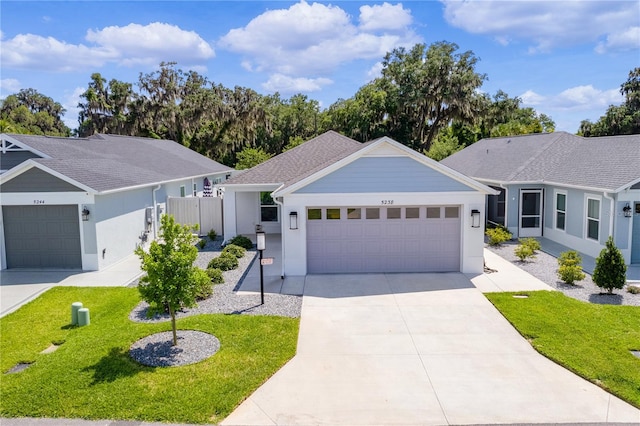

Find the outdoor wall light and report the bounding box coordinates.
[289,211,298,230]
[623,203,632,218]
[256,231,266,251]
[82,207,90,221]
[471,209,481,228]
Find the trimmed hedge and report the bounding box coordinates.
[222,244,246,258]
[208,252,239,271]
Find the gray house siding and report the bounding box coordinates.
[0,167,84,192]
[295,157,473,194]
[1,151,40,170]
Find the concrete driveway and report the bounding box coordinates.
[223,272,640,425]
[0,254,143,317]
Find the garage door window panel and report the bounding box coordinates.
[387,208,401,219]
[307,208,322,220]
[445,207,459,218]
[406,207,420,219]
[366,208,380,219]
[347,208,361,219]
[426,207,440,218]
[326,208,341,220]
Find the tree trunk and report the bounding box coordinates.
[169,306,178,346]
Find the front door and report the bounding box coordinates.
[632,202,640,264]
[519,189,543,237]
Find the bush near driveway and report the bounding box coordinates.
[0,287,299,424]
[486,291,640,409]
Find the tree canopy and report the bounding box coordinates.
[579,67,640,137]
[0,88,71,136]
[2,41,558,168]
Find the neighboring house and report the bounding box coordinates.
[220,130,497,276]
[0,133,232,271]
[441,132,640,265]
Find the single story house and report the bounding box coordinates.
[220,131,497,276]
[441,132,640,265]
[0,133,232,271]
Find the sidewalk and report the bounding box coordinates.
[470,248,556,292]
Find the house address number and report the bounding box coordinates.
[381,200,394,205]
[33,200,45,204]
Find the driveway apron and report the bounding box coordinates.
[222,272,640,425]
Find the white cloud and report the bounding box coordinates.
[262,74,333,93]
[0,23,215,72]
[219,0,420,92]
[367,62,384,80]
[595,26,640,54]
[442,0,640,54]
[61,87,86,130]
[0,78,22,95]
[521,85,622,111]
[359,2,413,31]
[520,90,545,106]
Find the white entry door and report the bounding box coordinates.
[519,189,543,237]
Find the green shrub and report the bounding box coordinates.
[208,252,239,271]
[593,236,627,294]
[206,267,225,284]
[514,243,535,262]
[197,238,206,249]
[519,237,541,252]
[228,235,253,250]
[486,227,512,246]
[557,251,586,285]
[208,229,217,240]
[222,244,246,258]
[194,268,213,300]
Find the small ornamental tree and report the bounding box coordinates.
[135,214,209,346]
[592,236,627,294]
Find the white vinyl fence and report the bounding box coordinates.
[167,196,223,236]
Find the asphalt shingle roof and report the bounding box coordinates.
[440,132,640,192]
[225,130,363,189]
[4,133,232,192]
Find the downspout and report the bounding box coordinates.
[152,184,162,240]
[603,192,615,239]
[499,183,509,229]
[273,195,286,279]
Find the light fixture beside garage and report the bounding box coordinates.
[81,207,90,221]
[471,209,481,228]
[289,211,298,230]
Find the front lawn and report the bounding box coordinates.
[0,287,299,424]
[486,291,640,408]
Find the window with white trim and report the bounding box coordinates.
[586,197,600,241]
[260,192,278,222]
[192,183,197,196]
[555,191,566,231]
[180,185,186,197]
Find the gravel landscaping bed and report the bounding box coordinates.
[130,330,220,367]
[487,242,640,306]
[128,237,303,323]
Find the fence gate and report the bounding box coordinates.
[167,197,223,236]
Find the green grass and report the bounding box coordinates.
[486,291,640,408]
[0,287,299,424]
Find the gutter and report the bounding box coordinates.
[272,188,286,279]
[152,184,162,239]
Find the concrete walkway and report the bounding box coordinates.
[0,254,143,317]
[222,256,640,425]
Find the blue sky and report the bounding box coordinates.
[1,1,638,133]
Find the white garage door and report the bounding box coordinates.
[307,206,461,273]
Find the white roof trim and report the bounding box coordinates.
[0,133,51,158]
[274,136,498,197]
[473,177,635,194]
